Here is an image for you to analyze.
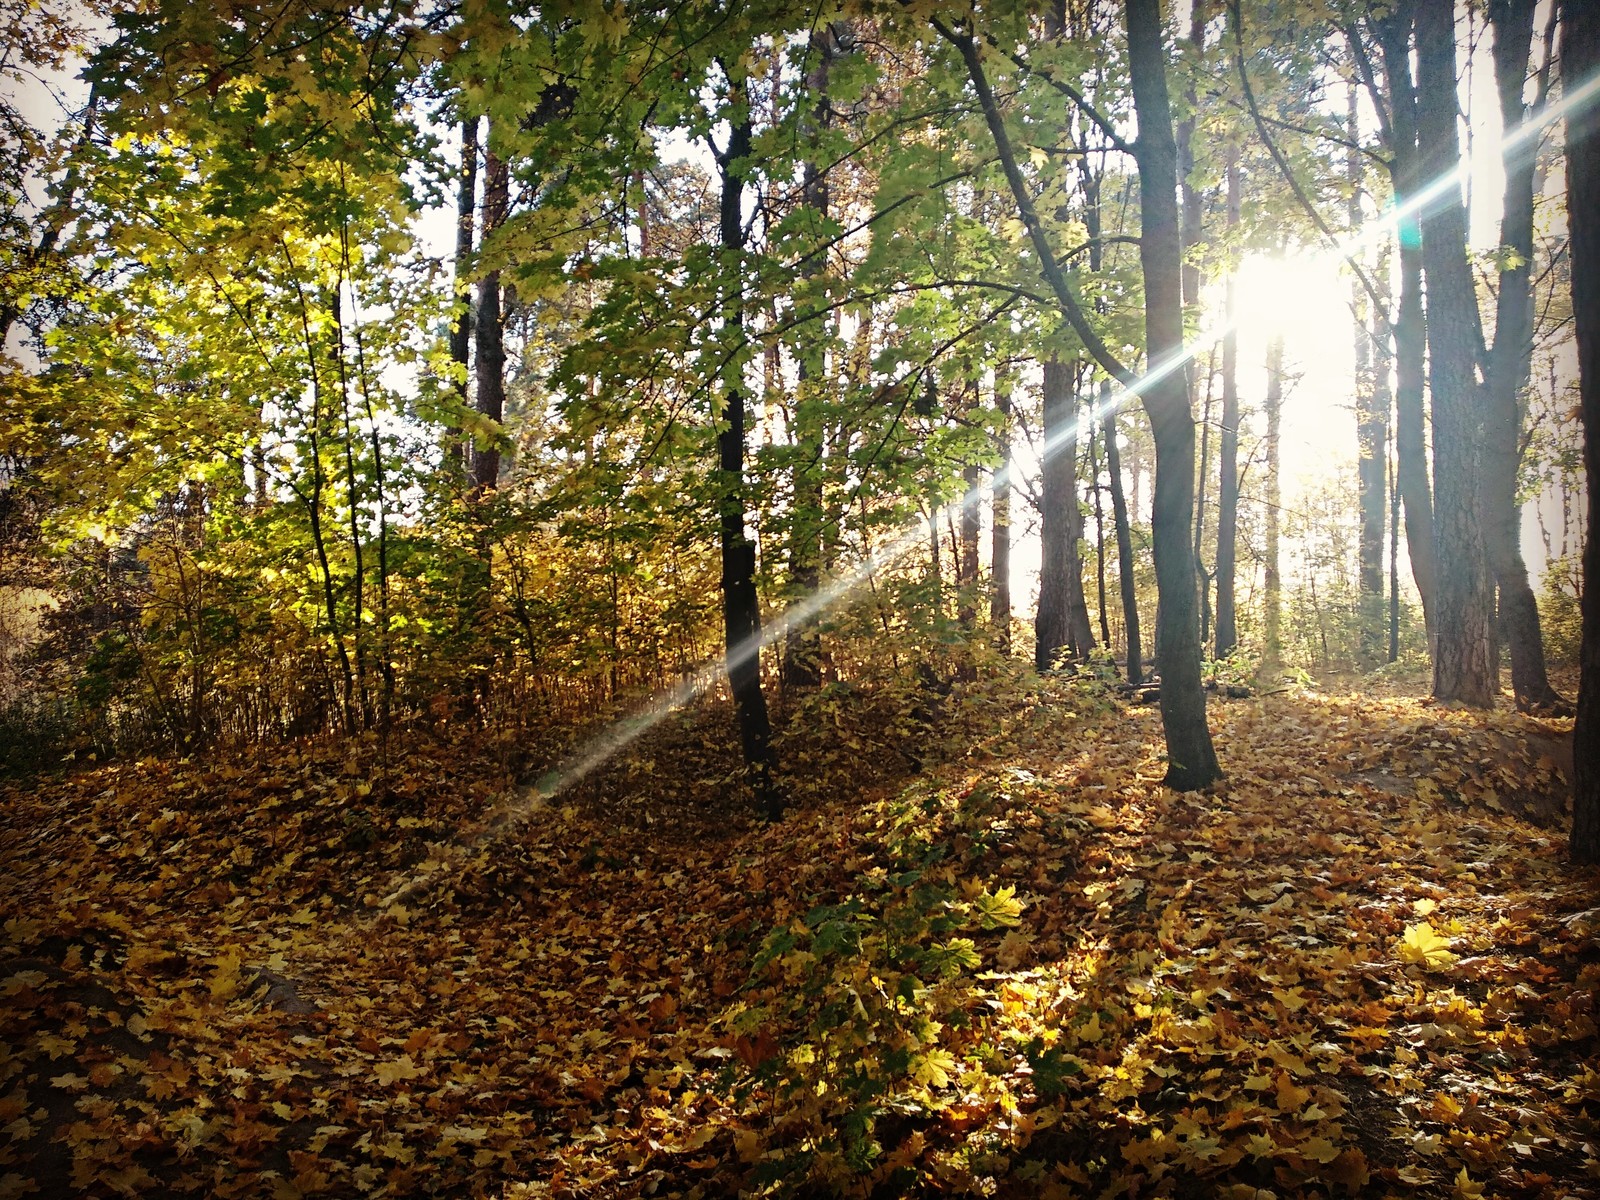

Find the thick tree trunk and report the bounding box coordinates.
[1562,0,1600,862]
[1126,0,1220,789]
[1214,150,1241,660]
[992,380,1012,653]
[716,94,777,817]
[472,138,508,493]
[1376,4,1440,648]
[447,115,478,476]
[1415,0,1495,707]
[1486,0,1567,712]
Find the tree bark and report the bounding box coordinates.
[1485,0,1567,712]
[1415,0,1496,707]
[1562,0,1600,862]
[1125,0,1220,788]
[1374,2,1440,648]
[715,87,777,817]
[472,136,508,493]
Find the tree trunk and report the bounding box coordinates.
[992,379,1012,653]
[472,136,508,493]
[1263,332,1284,678]
[716,89,777,817]
[1486,0,1567,712]
[1214,148,1241,660]
[1036,359,1091,669]
[1416,0,1496,707]
[1090,414,1112,649]
[1351,84,1386,667]
[1562,0,1600,862]
[447,115,478,476]
[1375,2,1440,647]
[783,24,839,693]
[1104,405,1142,686]
[1126,0,1220,788]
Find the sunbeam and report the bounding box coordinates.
[371,63,1600,918]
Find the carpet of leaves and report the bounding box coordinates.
[1,677,1596,1199]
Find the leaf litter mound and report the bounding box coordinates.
[0,681,1595,1199]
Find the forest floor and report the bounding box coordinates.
[1,670,1596,1200]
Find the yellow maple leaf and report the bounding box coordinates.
[374,1055,422,1086]
[1396,921,1456,968]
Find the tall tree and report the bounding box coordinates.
[1563,0,1600,862]
[942,4,1217,783]
[1351,83,1386,667]
[1370,0,1440,647]
[1415,0,1495,706]
[446,115,478,476]
[712,68,777,817]
[1122,0,1221,786]
[1036,359,1095,668]
[1483,0,1567,712]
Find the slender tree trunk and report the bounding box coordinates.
[715,86,776,817]
[1263,333,1285,678]
[1486,0,1566,711]
[1416,0,1495,707]
[992,379,1013,653]
[1194,353,1214,649]
[473,137,509,493]
[1215,148,1242,660]
[1352,84,1386,667]
[1376,3,1440,647]
[1126,0,1220,788]
[447,115,478,476]
[1104,403,1142,685]
[1090,419,1112,649]
[784,24,839,693]
[1562,0,1600,862]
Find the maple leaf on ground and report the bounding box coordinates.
[1396,921,1457,968]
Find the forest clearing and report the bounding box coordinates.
[1,673,1595,1198]
[6,0,1600,1195]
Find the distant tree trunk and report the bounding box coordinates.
[715,85,776,817]
[1214,149,1241,661]
[1104,405,1142,685]
[1351,84,1386,668]
[1090,414,1112,649]
[1194,355,1214,649]
[1375,2,1440,648]
[1416,0,1495,707]
[447,115,478,476]
[1036,359,1093,669]
[1263,332,1285,677]
[1562,0,1600,862]
[472,135,508,494]
[1486,0,1566,712]
[992,379,1013,653]
[1126,0,1220,788]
